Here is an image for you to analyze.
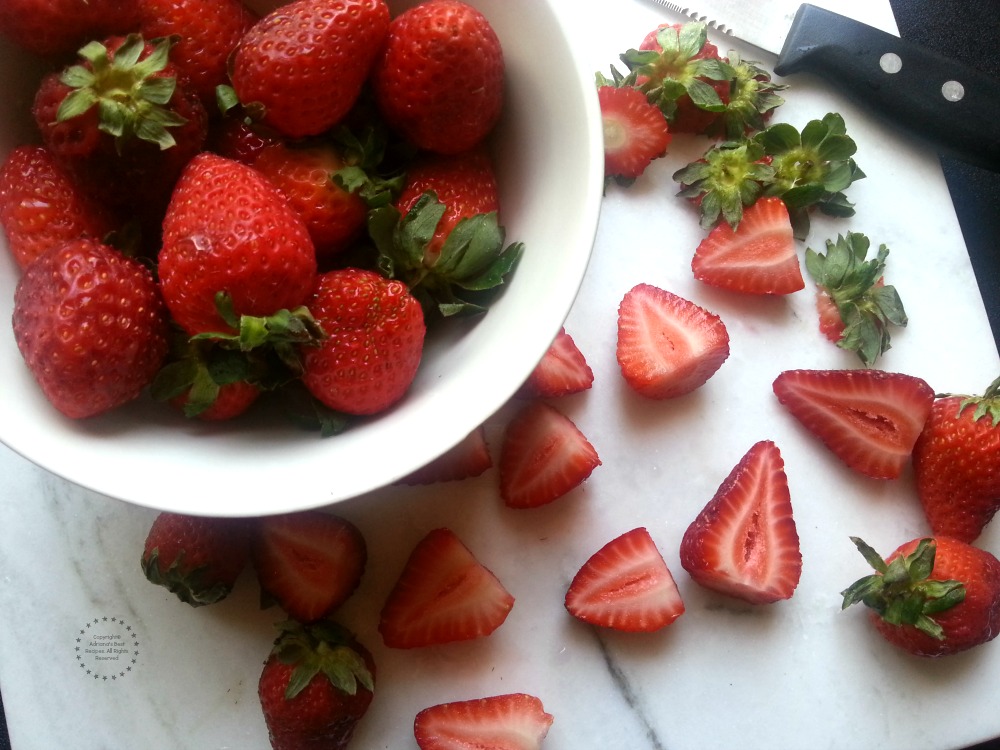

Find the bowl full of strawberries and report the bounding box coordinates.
[0,0,603,515]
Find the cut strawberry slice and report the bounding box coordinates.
[772,369,935,480]
[616,283,730,399]
[680,440,802,604]
[692,196,803,295]
[379,528,514,648]
[498,401,601,509]
[598,84,671,182]
[414,693,554,750]
[251,511,367,623]
[520,327,594,398]
[399,425,493,485]
[565,527,685,632]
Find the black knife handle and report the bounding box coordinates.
[773,4,1000,173]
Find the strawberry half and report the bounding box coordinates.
[520,327,594,398]
[398,425,493,486]
[772,369,935,480]
[597,84,671,184]
[414,693,554,750]
[251,511,367,623]
[691,196,803,295]
[498,401,601,509]
[565,527,685,632]
[379,528,514,648]
[679,441,802,604]
[616,283,730,399]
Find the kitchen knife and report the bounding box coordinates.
[648,1,1000,173]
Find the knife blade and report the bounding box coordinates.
[647,1,1000,173]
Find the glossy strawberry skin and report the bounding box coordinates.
[872,537,1000,657]
[301,268,426,416]
[138,0,258,107]
[158,152,317,335]
[913,395,1000,543]
[373,0,504,154]
[0,0,141,57]
[230,0,390,138]
[0,145,117,270]
[12,239,170,419]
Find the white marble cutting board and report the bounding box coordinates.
[3,1,1000,749]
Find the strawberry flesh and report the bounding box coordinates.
[399,425,493,486]
[565,527,685,632]
[616,283,730,399]
[520,327,594,399]
[414,693,554,750]
[379,528,514,648]
[680,440,801,604]
[773,369,935,480]
[598,85,671,181]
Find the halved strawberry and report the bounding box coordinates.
[598,84,671,184]
[399,426,493,486]
[498,401,601,509]
[616,283,730,399]
[379,528,514,648]
[520,327,594,398]
[679,440,801,604]
[772,369,935,479]
[691,196,803,295]
[565,527,685,632]
[414,693,554,750]
[251,511,367,623]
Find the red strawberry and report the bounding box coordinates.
[414,693,554,750]
[138,0,257,107]
[597,84,671,184]
[32,35,208,219]
[565,527,685,632]
[140,512,250,606]
[0,0,140,58]
[520,327,594,399]
[207,116,282,165]
[230,0,390,138]
[691,196,803,295]
[399,425,493,486]
[616,283,730,399]
[913,378,1000,543]
[498,401,601,509]
[772,369,935,480]
[251,511,367,623]
[171,380,262,422]
[805,232,905,367]
[158,152,317,336]
[253,143,368,261]
[301,268,426,416]
[379,527,514,648]
[395,149,500,264]
[258,620,375,750]
[679,440,802,604]
[841,536,1000,657]
[372,0,504,154]
[0,145,117,270]
[12,239,170,419]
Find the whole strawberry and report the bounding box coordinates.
[158,152,317,336]
[12,239,170,419]
[372,0,504,154]
[0,145,117,270]
[259,620,375,750]
[301,268,426,415]
[913,377,1000,543]
[138,0,258,108]
[31,34,208,221]
[140,512,251,606]
[842,536,1000,657]
[229,0,390,138]
[0,0,140,58]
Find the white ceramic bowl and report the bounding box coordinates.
[0,0,603,517]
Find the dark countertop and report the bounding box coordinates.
[1,1,999,748]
